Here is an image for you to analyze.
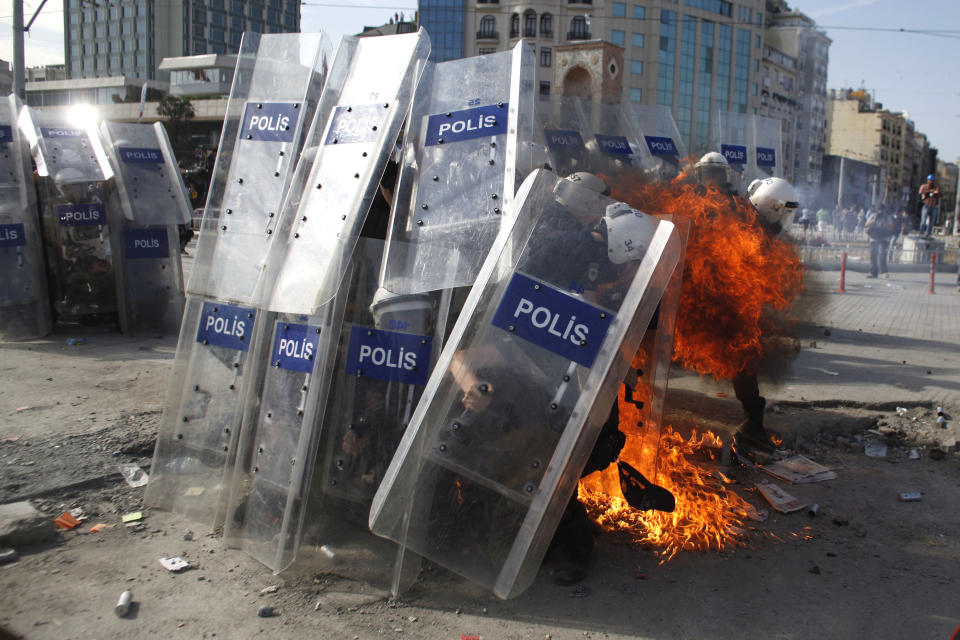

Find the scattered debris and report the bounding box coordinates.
[761,455,837,484]
[260,585,279,594]
[54,512,81,530]
[121,512,143,524]
[898,492,922,502]
[744,504,769,522]
[183,530,193,541]
[65,337,88,346]
[807,504,820,517]
[184,487,205,497]
[0,547,19,565]
[569,585,590,598]
[89,523,115,533]
[809,565,821,575]
[908,449,920,460]
[863,440,888,458]
[756,482,807,514]
[115,590,133,617]
[258,605,277,618]
[120,464,149,488]
[158,556,191,572]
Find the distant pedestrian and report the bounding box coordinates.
[816,207,831,234]
[856,208,866,238]
[919,174,941,236]
[865,205,895,278]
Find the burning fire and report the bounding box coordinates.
[575,173,804,558]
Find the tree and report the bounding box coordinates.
[157,95,196,160]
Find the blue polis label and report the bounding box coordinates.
[424,103,508,147]
[757,147,777,167]
[196,301,255,351]
[645,135,678,157]
[595,134,633,156]
[345,326,432,386]
[0,125,12,145]
[324,104,384,145]
[491,272,614,368]
[0,223,26,247]
[119,147,163,164]
[40,127,84,138]
[57,203,106,226]
[241,102,299,143]
[271,322,321,374]
[124,228,169,259]
[544,128,585,150]
[721,144,747,165]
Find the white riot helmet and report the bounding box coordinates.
[603,202,658,264]
[694,151,731,188]
[747,177,799,226]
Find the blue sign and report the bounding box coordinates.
[0,125,12,145]
[544,129,585,150]
[345,326,432,386]
[271,322,322,373]
[119,147,163,164]
[595,134,633,156]
[40,127,84,138]
[424,103,508,147]
[645,135,678,157]
[196,302,255,351]
[57,203,106,226]
[721,144,747,165]
[124,228,169,259]
[0,223,26,248]
[491,272,614,368]
[324,104,385,145]
[757,147,777,168]
[241,102,299,143]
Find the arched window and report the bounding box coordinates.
[569,15,588,39]
[524,10,537,37]
[511,12,519,38]
[479,15,496,39]
[540,13,552,36]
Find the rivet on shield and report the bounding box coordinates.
[294,104,300,109]
[333,139,338,144]
[194,385,200,391]
[437,138,444,144]
[439,444,447,452]
[494,208,500,214]
[220,225,227,231]
[534,284,541,290]
[362,152,368,157]
[372,125,377,131]
[228,384,235,390]
[274,171,279,177]
[491,194,498,200]
[247,313,253,318]
[563,375,571,382]
[550,403,558,411]
[354,173,360,178]
[177,434,183,439]
[254,466,259,473]
[421,204,428,210]
[488,159,495,165]
[524,484,534,493]
[202,339,209,345]
[490,142,496,148]
[600,312,606,319]
[267,229,273,235]
[294,233,300,238]
[316,183,322,189]
[384,103,389,108]
[452,422,460,431]
[301,216,307,222]
[275,360,281,367]
[284,324,290,330]
[432,175,439,181]
[238,178,243,184]
[257,103,263,109]
[225,209,232,214]
[269,212,275,217]
[367,330,373,336]
[417,220,424,226]
[267,412,272,418]
[347,107,353,112]
[246,135,252,139]
[580,340,587,346]
[531,460,540,468]
[497,102,504,108]
[445,112,451,117]
[508,325,516,332]
[182,417,189,423]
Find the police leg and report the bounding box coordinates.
[732,371,774,456]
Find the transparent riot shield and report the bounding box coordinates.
[145,31,335,527]
[20,105,118,322]
[266,29,431,314]
[377,42,535,297]
[581,103,660,185]
[534,96,592,178]
[0,95,51,341]
[224,31,431,571]
[710,110,749,194]
[748,115,783,181]
[369,170,680,599]
[624,103,689,181]
[100,121,192,335]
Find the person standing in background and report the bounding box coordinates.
[919,174,941,236]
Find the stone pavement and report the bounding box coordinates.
[669,267,960,408]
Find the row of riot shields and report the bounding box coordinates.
[0,97,192,340]
[147,33,688,600]
[711,111,783,192]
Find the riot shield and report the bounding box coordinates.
[624,103,689,181]
[145,31,335,527]
[20,105,118,322]
[535,97,592,178]
[748,115,783,181]
[377,43,535,297]
[265,29,431,314]
[583,102,656,178]
[0,95,52,341]
[224,30,431,571]
[369,170,680,599]
[100,121,192,335]
[710,110,749,194]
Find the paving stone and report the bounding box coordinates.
[0,501,56,547]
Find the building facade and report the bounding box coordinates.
[419,0,465,61]
[757,41,796,182]
[457,0,767,156]
[763,1,829,190]
[63,0,300,80]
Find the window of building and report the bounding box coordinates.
[511,13,519,38]
[479,15,496,38]
[630,87,643,102]
[231,1,243,14]
[248,5,261,19]
[569,15,588,39]
[231,30,243,45]
[539,81,550,98]
[752,83,758,95]
[479,47,496,55]
[267,9,280,23]
[540,13,552,36]
[249,20,262,32]
[524,11,536,37]
[283,14,294,28]
[231,16,243,30]
[612,2,626,17]
[632,32,644,47]
[540,46,551,67]
[631,60,643,75]
[611,30,625,46]
[633,5,645,19]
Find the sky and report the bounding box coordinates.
[1,0,958,160]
